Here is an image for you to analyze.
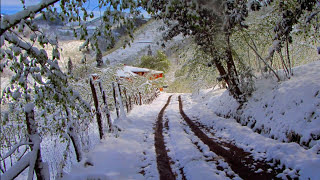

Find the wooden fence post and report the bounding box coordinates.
[98,81,112,133]
[89,77,103,139]
[116,82,126,117]
[123,88,129,113]
[134,94,138,105]
[112,82,120,118]
[139,92,142,105]
[129,95,132,111]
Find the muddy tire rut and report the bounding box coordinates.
[178,95,282,180]
[154,95,175,180]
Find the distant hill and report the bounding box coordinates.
[33,11,64,26]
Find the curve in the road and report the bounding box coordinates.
[154,95,175,180]
[178,95,281,180]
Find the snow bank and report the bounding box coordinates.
[183,90,320,179]
[192,61,320,149]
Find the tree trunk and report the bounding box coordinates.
[96,49,103,67]
[89,78,103,139]
[225,33,239,79]
[286,37,292,76]
[210,47,244,103]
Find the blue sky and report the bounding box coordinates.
[0,0,39,14]
[1,0,150,18]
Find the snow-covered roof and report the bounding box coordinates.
[116,68,137,78]
[150,70,163,74]
[116,65,163,78]
[126,66,150,73]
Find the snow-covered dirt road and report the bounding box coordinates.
[65,93,320,180]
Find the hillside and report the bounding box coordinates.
[102,19,184,66]
[193,60,320,149]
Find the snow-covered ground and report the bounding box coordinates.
[163,96,238,180]
[63,94,172,180]
[62,61,320,180]
[194,60,320,149]
[182,94,320,179]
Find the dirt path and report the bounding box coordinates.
[154,95,175,180]
[178,95,282,180]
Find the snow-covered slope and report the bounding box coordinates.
[102,19,184,65]
[182,93,320,179]
[194,60,320,149]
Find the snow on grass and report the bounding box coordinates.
[102,20,164,65]
[63,93,171,180]
[195,61,320,148]
[102,19,184,66]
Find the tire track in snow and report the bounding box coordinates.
[154,95,175,180]
[163,116,187,180]
[178,119,238,179]
[178,95,281,180]
[164,96,230,180]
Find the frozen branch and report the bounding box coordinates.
[1,139,32,161]
[0,0,60,36]
[0,152,31,180]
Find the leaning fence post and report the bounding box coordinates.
[99,81,112,133]
[90,77,104,139]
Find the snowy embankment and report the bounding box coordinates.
[193,61,320,149]
[63,93,172,180]
[182,94,320,179]
[185,61,320,179]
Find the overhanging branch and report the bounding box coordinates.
[0,0,60,36]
